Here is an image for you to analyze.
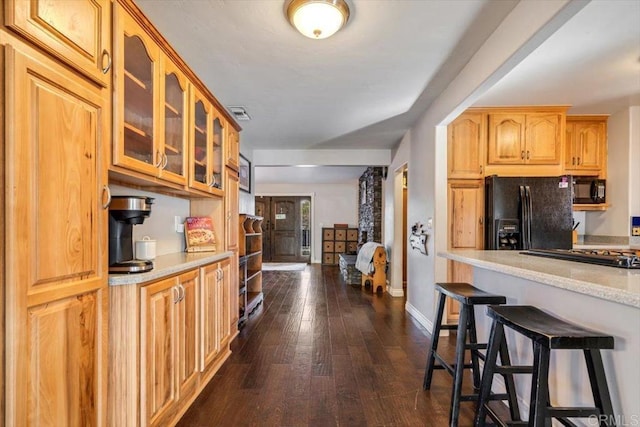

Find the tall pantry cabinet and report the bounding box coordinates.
[2,0,112,424]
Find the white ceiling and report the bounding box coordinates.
[136,0,640,184]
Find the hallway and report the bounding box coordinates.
[177,265,476,426]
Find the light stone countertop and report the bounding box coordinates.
[439,249,640,308]
[109,251,234,286]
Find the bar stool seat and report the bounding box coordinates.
[423,283,520,427]
[475,305,616,427]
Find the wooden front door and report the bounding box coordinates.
[256,196,311,263]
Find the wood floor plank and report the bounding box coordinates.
[176,265,481,427]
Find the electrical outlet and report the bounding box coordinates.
[175,216,184,233]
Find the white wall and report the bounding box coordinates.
[394,0,583,332]
[109,184,190,256]
[255,182,359,263]
[585,106,639,237]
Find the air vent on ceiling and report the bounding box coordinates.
[227,106,251,121]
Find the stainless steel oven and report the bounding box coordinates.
[573,177,606,204]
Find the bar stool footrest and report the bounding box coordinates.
[547,407,602,418]
[495,365,534,374]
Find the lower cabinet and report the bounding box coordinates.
[109,258,232,427]
[200,259,231,377]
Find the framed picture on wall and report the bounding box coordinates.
[239,154,251,193]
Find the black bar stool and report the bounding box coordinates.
[423,283,521,427]
[475,305,616,427]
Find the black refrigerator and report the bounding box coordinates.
[485,175,573,250]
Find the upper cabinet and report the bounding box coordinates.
[5,0,112,86]
[488,112,562,165]
[448,112,486,179]
[211,112,226,190]
[113,2,162,176]
[111,0,239,196]
[159,57,189,185]
[226,127,240,171]
[564,115,608,177]
[189,87,222,196]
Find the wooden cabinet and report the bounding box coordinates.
[446,180,484,319]
[226,127,240,171]
[5,0,112,86]
[113,2,190,186]
[565,116,607,176]
[110,261,233,427]
[448,181,484,251]
[188,87,225,196]
[488,112,562,165]
[141,276,178,426]
[225,170,240,252]
[140,270,199,426]
[3,42,109,426]
[239,215,264,325]
[200,260,231,377]
[448,112,486,179]
[113,2,160,175]
[322,227,359,265]
[158,56,189,185]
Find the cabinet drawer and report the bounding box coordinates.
[323,242,335,252]
[347,242,358,253]
[335,242,346,253]
[323,253,335,264]
[335,229,347,241]
[347,229,358,241]
[323,229,335,240]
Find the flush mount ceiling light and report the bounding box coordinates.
[286,0,350,39]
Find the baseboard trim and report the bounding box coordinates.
[387,286,404,297]
[405,301,433,334]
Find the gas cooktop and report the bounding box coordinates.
[521,249,640,269]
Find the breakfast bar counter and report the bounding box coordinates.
[440,249,640,307]
[439,249,640,423]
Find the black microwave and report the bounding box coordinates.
[573,177,606,204]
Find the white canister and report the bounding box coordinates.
[135,236,156,260]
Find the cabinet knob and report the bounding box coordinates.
[526,151,530,160]
[577,156,581,165]
[521,151,525,160]
[101,49,112,74]
[479,217,483,225]
[479,165,483,174]
[572,157,576,165]
[162,153,168,169]
[173,286,180,304]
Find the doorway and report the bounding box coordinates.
[391,164,408,296]
[255,196,311,263]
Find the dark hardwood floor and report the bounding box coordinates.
[177,265,479,426]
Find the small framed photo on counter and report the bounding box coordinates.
[239,153,251,193]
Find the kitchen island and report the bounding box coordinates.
[439,249,640,424]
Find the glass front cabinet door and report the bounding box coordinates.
[189,86,224,196]
[159,57,188,185]
[211,113,225,191]
[114,3,189,186]
[113,4,160,175]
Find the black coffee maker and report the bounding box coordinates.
[109,196,154,273]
